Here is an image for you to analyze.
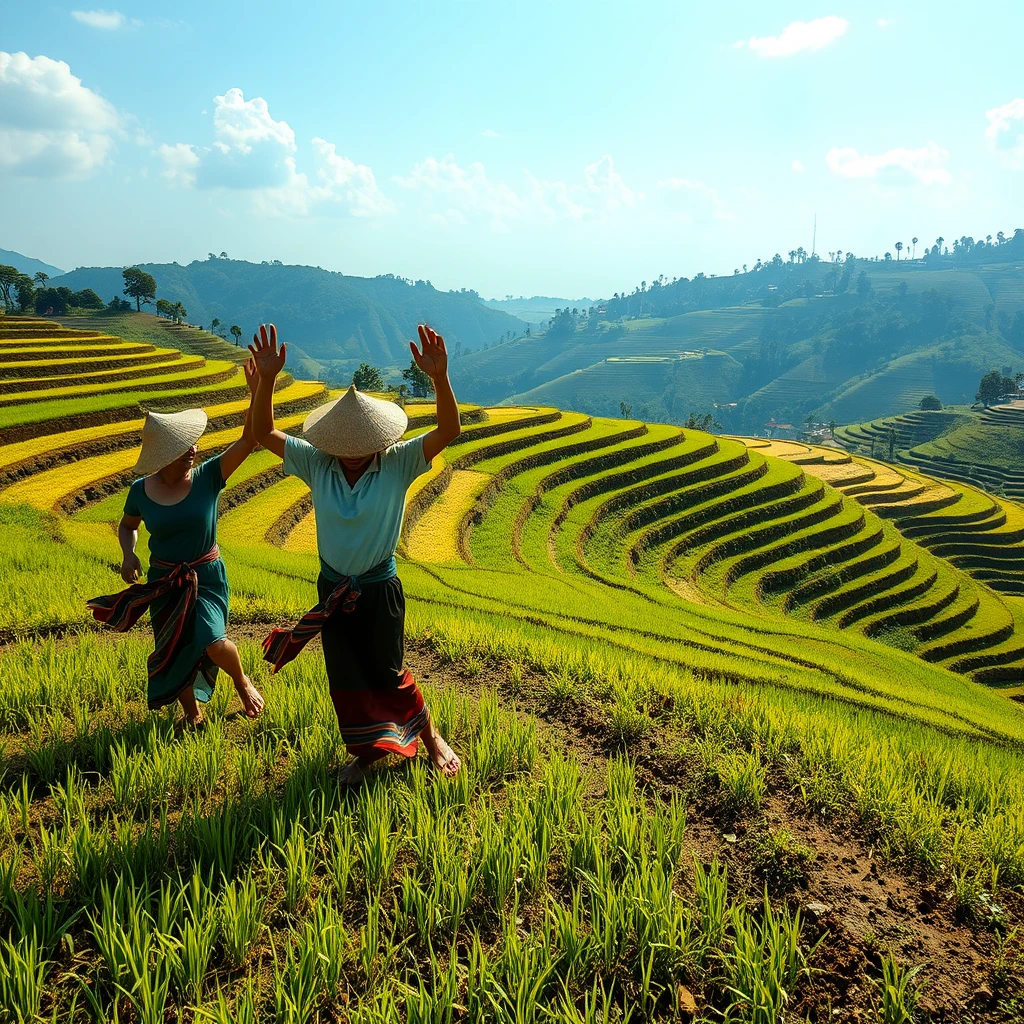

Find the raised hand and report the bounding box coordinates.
[247,323,287,379]
[243,356,259,396]
[409,324,448,381]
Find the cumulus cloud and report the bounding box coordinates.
[658,177,733,221]
[985,97,1024,168]
[792,159,806,173]
[159,88,391,217]
[0,50,121,178]
[825,141,952,186]
[735,16,848,58]
[71,9,139,29]
[394,153,638,227]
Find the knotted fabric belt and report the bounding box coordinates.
[261,555,397,673]
[87,545,221,680]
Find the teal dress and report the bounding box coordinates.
[123,456,229,708]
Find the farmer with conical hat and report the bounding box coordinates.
[250,322,462,783]
[87,361,265,727]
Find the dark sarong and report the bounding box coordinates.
[87,546,223,708]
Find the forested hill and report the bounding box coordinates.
[453,230,1024,432]
[50,258,526,383]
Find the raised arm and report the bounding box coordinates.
[248,323,289,460]
[412,324,461,464]
[218,358,260,481]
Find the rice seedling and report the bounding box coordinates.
[871,954,922,1024]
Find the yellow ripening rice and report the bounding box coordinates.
[283,509,317,555]
[2,412,308,510]
[405,470,491,564]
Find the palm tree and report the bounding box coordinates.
[911,237,918,258]
[788,250,797,263]
[895,241,903,261]
[211,317,220,334]
[936,236,945,255]
[230,325,242,346]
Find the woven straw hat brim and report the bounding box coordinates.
[303,386,409,457]
[134,409,208,476]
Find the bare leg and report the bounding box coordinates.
[206,639,265,719]
[418,707,461,777]
[178,686,203,728]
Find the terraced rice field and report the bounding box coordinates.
[4,315,1024,1020]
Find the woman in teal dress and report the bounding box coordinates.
[88,361,265,726]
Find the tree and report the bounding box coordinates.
[895,241,903,261]
[211,318,221,334]
[230,325,242,346]
[919,395,943,411]
[34,286,72,315]
[72,288,104,309]
[172,301,187,323]
[156,298,173,318]
[402,359,434,398]
[33,271,49,288]
[888,427,897,461]
[122,267,156,311]
[0,265,20,311]
[683,411,722,431]
[15,275,34,312]
[911,237,918,258]
[619,401,632,417]
[976,370,1007,407]
[108,295,132,311]
[352,362,386,392]
[856,271,873,297]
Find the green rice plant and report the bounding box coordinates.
[194,977,259,1024]
[185,797,243,878]
[0,932,47,1024]
[22,709,65,785]
[871,954,922,1024]
[357,785,400,894]
[693,858,730,960]
[748,827,815,895]
[218,873,266,969]
[2,886,79,953]
[271,927,323,1024]
[718,751,767,814]
[724,896,810,1024]
[170,870,219,1003]
[277,824,313,914]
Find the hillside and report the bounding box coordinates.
[4,315,1024,1019]
[482,294,597,325]
[454,233,1024,432]
[837,403,1024,500]
[50,258,526,385]
[0,246,65,279]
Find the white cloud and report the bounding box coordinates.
[0,51,121,178]
[395,153,639,227]
[825,141,952,186]
[157,142,200,187]
[985,97,1024,168]
[159,88,391,217]
[792,159,806,173]
[658,177,733,221]
[877,17,895,28]
[735,16,848,58]
[481,128,502,138]
[71,9,140,29]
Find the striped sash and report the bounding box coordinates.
[261,557,396,673]
[87,546,221,680]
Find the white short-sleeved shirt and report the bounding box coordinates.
[282,435,431,577]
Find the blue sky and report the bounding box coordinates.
[2,1,1022,297]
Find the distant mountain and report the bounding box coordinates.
[454,235,1024,431]
[0,247,65,280]
[51,258,527,383]
[482,295,597,325]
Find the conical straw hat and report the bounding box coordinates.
[303,385,408,457]
[133,409,208,476]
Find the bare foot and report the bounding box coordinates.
[181,711,205,730]
[338,758,366,787]
[234,676,265,719]
[423,732,461,777]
